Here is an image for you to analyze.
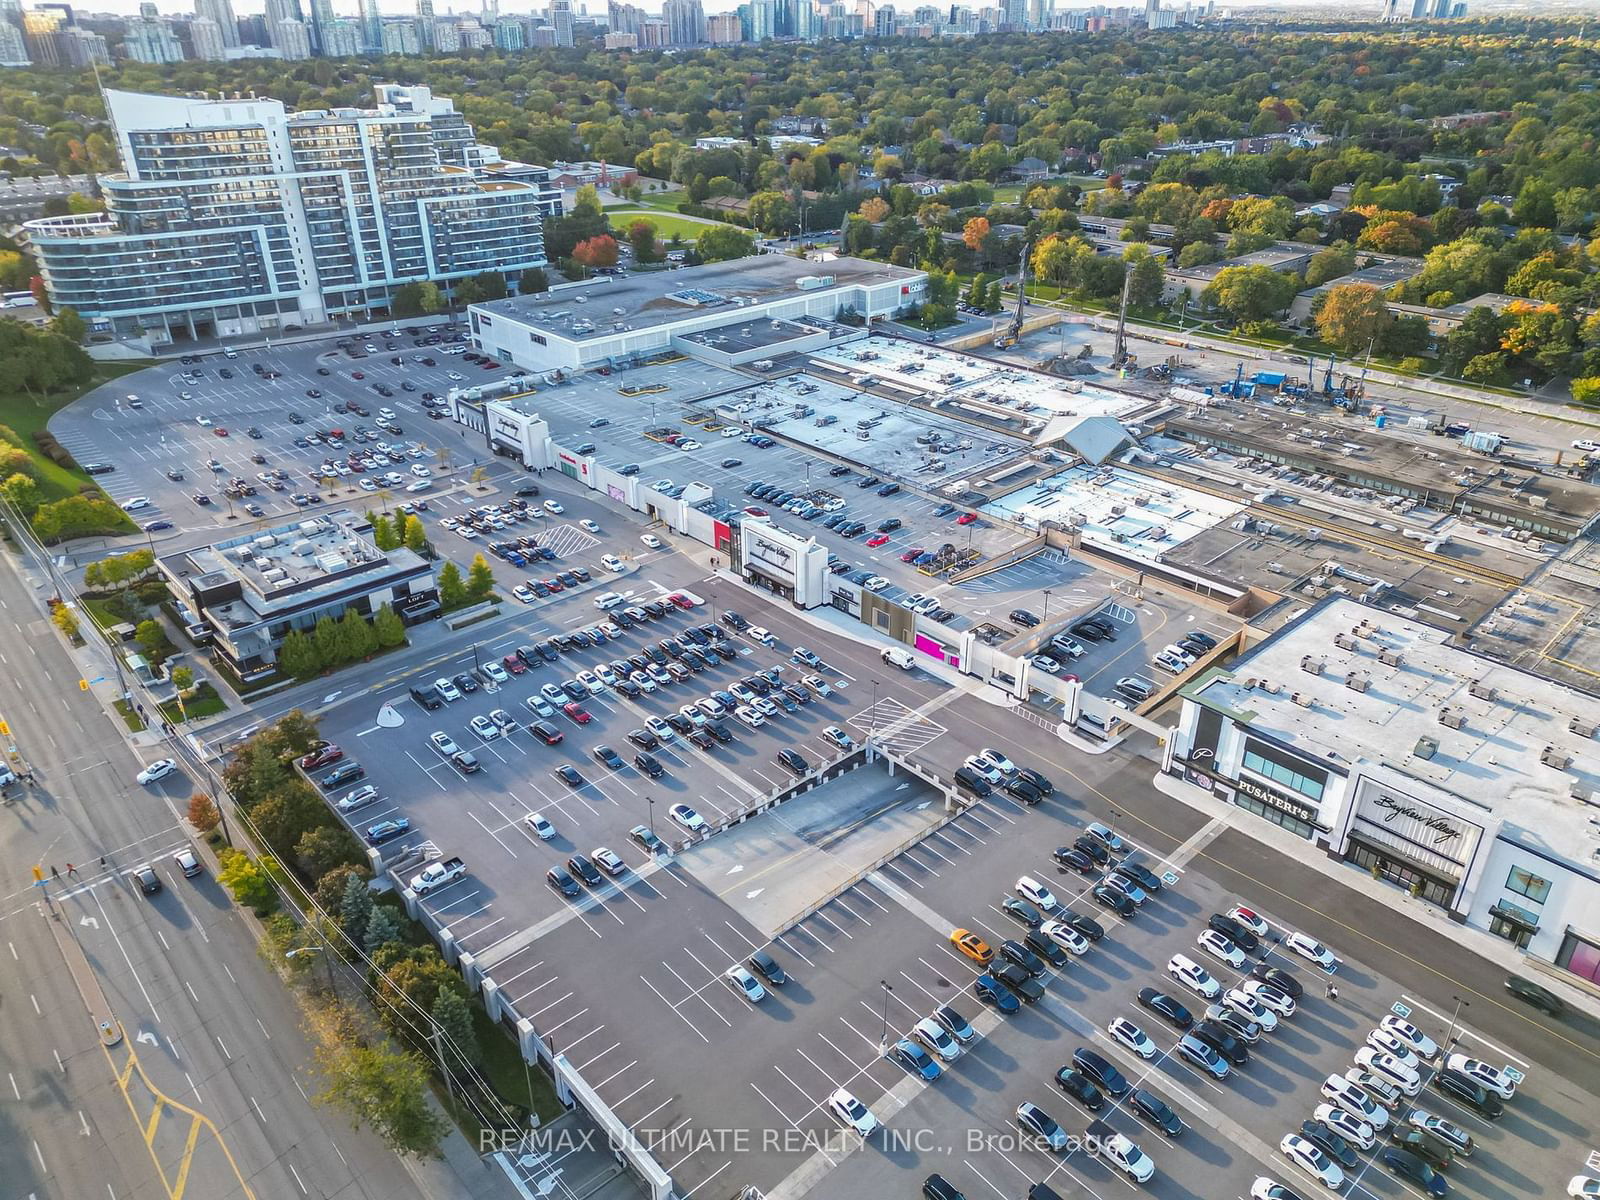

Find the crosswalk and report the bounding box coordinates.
[538,522,602,559]
[846,696,947,755]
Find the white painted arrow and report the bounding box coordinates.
[136,1031,158,1046]
[725,864,744,875]
[78,915,99,930]
[915,800,931,810]
[745,888,764,899]
[895,783,910,792]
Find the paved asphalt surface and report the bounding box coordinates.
[0,551,437,1200]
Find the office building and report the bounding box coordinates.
[320,15,360,53]
[188,14,225,56]
[0,6,27,64]
[124,3,185,60]
[194,0,238,46]
[415,0,434,47]
[381,16,420,50]
[27,85,558,344]
[158,513,439,683]
[706,10,740,39]
[306,0,333,50]
[872,2,895,32]
[1167,597,1600,981]
[663,0,703,42]
[550,0,573,43]
[272,15,310,56]
[361,0,380,47]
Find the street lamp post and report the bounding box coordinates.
[286,945,336,992]
[648,795,656,838]
[1042,588,1053,626]
[1442,995,1469,1051]
[877,980,893,1053]
[869,679,880,744]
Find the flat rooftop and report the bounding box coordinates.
[1296,256,1424,298]
[471,256,924,343]
[981,462,1245,563]
[1195,596,1600,873]
[1167,402,1600,531]
[1168,243,1313,282]
[679,315,840,355]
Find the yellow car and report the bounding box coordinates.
[950,928,994,965]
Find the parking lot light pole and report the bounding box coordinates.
[877,980,893,1053]
[1042,589,1053,626]
[1443,995,1469,1050]
[648,795,656,838]
[869,680,880,744]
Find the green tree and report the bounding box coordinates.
[572,183,602,218]
[370,513,397,551]
[171,665,195,696]
[1315,283,1389,356]
[363,904,403,953]
[1571,378,1600,407]
[296,825,364,880]
[465,553,495,601]
[218,849,277,911]
[415,282,444,314]
[278,630,321,680]
[694,225,757,263]
[437,561,466,609]
[316,864,371,919]
[1463,352,1508,384]
[627,220,661,263]
[340,872,374,947]
[518,267,549,294]
[1304,244,1356,289]
[2,473,39,514]
[49,306,86,343]
[430,988,480,1068]
[1442,305,1507,374]
[1201,265,1298,324]
[313,615,344,667]
[305,1001,449,1160]
[251,783,329,855]
[341,608,377,660]
[373,945,469,1039]
[746,190,797,235]
[372,604,406,650]
[467,271,506,301]
[1124,248,1165,308]
[391,283,426,318]
[135,618,167,658]
[403,515,428,554]
[51,604,78,640]
[1380,315,1431,358]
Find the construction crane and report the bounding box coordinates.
[1109,267,1134,370]
[993,239,1031,349]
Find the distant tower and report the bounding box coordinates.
[193,0,239,46]
[361,0,381,50]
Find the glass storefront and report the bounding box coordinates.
[1232,789,1317,839]
[1557,930,1600,985]
[1487,901,1539,950]
[1347,838,1457,907]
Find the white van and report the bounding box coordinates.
[881,646,915,670]
[593,591,625,610]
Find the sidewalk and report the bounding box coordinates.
[1150,768,1600,1022]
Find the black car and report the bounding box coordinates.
[1091,885,1135,917]
[1300,1120,1357,1169]
[877,517,903,533]
[1207,913,1261,953]
[554,764,584,788]
[1001,897,1043,928]
[1015,767,1054,795]
[1053,1065,1105,1111]
[922,1175,967,1200]
[453,672,479,694]
[1248,962,1304,999]
[1052,846,1098,876]
[1378,1149,1449,1198]
[993,962,1045,1003]
[1137,987,1194,1030]
[1069,621,1107,642]
[634,752,664,778]
[1000,939,1047,976]
[516,484,541,497]
[1073,835,1110,864]
[748,949,787,985]
[1433,1069,1504,1118]
[1130,1089,1183,1137]
[515,645,544,667]
[593,746,625,770]
[1009,609,1040,627]
[627,728,659,750]
[1192,1020,1248,1066]
[409,684,443,710]
[1023,929,1069,968]
[776,748,810,776]
[1505,974,1564,1016]
[974,973,1020,1014]
[1115,858,1164,893]
[1005,777,1046,805]
[1071,1048,1129,1098]
[568,855,604,887]
[547,867,581,896]
[1059,911,1104,941]
[706,721,734,743]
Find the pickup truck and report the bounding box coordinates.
[410,857,466,895]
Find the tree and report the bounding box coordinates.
[1315,283,1390,356]
[1304,245,1356,289]
[1125,249,1165,308]
[468,271,505,301]
[1201,265,1298,324]
[572,234,619,270]
[2,473,39,514]
[372,604,406,650]
[296,825,364,880]
[218,849,277,911]
[51,604,78,641]
[135,618,167,658]
[437,561,466,610]
[572,183,602,218]
[340,872,374,947]
[305,1000,449,1160]
[858,196,890,223]
[746,191,796,235]
[1572,378,1600,407]
[316,864,371,919]
[627,220,661,263]
[466,553,495,601]
[391,283,426,318]
[374,946,469,1039]
[695,225,756,263]
[187,792,221,833]
[313,615,344,667]
[370,513,397,551]
[431,988,480,1068]
[364,904,403,953]
[1462,352,1508,384]
[340,608,377,660]
[402,515,428,554]
[1225,196,1292,239]
[518,267,549,295]
[1500,302,1576,374]
[250,783,329,856]
[279,630,321,680]
[171,665,195,696]
[962,216,990,251]
[1380,315,1431,358]
[49,307,86,344]
[1442,305,1507,374]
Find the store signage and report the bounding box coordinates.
[493,417,523,438]
[752,535,793,570]
[1371,793,1463,846]
[1236,774,1318,819]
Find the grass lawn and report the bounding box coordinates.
[0,360,155,503]
[158,681,228,723]
[606,189,689,214]
[607,209,737,242]
[472,1004,563,1123]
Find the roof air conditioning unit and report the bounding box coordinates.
[1334,632,1358,651]
[1344,672,1369,693]
[1291,692,1313,708]
[1568,716,1597,739]
[1300,656,1324,675]
[1413,735,1439,760]
[1242,678,1259,690]
[1438,707,1465,730]
[1540,744,1572,769]
[1468,679,1497,701]
[1378,649,1403,667]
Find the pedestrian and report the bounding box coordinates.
[50,864,59,879]
[66,863,77,877]
[99,856,107,869]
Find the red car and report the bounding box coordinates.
[866,533,890,548]
[298,744,343,769]
[744,506,768,517]
[562,701,592,725]
[214,427,229,437]
[899,546,924,562]
[351,371,365,379]
[502,654,527,675]
[667,592,696,609]
[956,512,978,525]
[544,577,564,593]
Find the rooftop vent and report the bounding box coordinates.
[1334,632,1358,651]
[1468,679,1497,701]
[1344,672,1369,693]
[1300,656,1324,675]
[1438,707,1465,730]
[1378,649,1404,667]
[1414,735,1439,760]
[1540,744,1573,770]
[1569,716,1598,739]
[1291,692,1314,709]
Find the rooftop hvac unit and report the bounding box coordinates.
[251,557,271,570]
[315,553,348,572]
[1414,735,1439,760]
[1570,783,1593,803]
[1468,679,1497,701]
[1242,678,1259,690]
[1133,494,1150,506]
[231,545,252,561]
[293,541,316,557]
[1438,707,1465,730]
[1378,649,1404,667]
[1291,692,1314,708]
[1306,528,1322,543]
[1569,716,1598,739]
[1300,656,1324,675]
[1344,672,1369,693]
[1334,632,1358,651]
[1110,504,1127,516]
[261,568,287,583]
[1540,744,1573,770]
[253,534,278,548]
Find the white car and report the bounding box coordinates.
[1285,931,1337,971]
[720,426,743,437]
[544,500,564,514]
[1364,1029,1421,1072]
[862,576,889,592]
[480,662,510,684]
[1569,1180,1600,1199]
[669,803,707,832]
[435,677,462,701]
[1015,875,1059,913]
[1320,1074,1388,1129]
[1356,1049,1420,1100]
[1240,978,1297,1016]
[577,670,605,695]
[735,705,766,728]
[1108,1017,1158,1059]
[630,671,658,694]
[1099,1133,1155,1183]
[747,626,777,647]
[1378,1014,1439,1060]
[1222,987,1278,1031]
[828,1088,879,1137]
[1040,918,1090,956]
[1168,954,1221,999]
[723,965,766,1002]
[577,518,600,533]
[1572,439,1600,453]
[1445,1053,1516,1098]
[447,371,464,381]
[336,784,379,813]
[601,554,624,572]
[135,759,178,785]
[1153,650,1189,675]
[513,585,536,604]
[640,534,664,549]
[469,714,501,741]
[962,755,1004,785]
[804,674,833,697]
[358,479,379,492]
[196,415,212,426]
[1227,905,1271,938]
[525,812,556,840]
[1314,1104,1375,1150]
[976,747,1016,776]
[410,464,432,478]
[1252,1180,1300,1200]
[120,496,150,511]
[678,703,707,728]
[1279,1134,1343,1190]
[1196,929,1247,969]
[428,731,462,757]
[912,1016,961,1061]
[679,439,702,451]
